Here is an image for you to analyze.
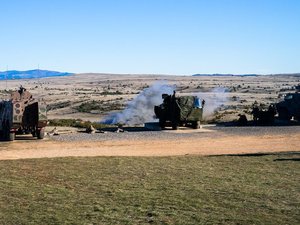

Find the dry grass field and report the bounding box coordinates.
[0,73,299,123]
[0,154,299,225]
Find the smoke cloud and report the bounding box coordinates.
[196,87,228,119]
[103,82,175,125]
[102,83,227,125]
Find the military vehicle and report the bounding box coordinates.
[252,104,276,125]
[276,92,300,121]
[154,91,205,129]
[0,86,47,141]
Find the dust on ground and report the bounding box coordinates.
[0,126,299,160]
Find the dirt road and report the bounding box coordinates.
[0,126,299,160]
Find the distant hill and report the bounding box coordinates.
[192,73,300,77]
[0,70,73,80]
[193,73,258,77]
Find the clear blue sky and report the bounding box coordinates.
[1,0,299,74]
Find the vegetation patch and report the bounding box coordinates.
[48,119,110,129]
[0,154,299,224]
[100,90,123,95]
[75,100,123,113]
[47,101,71,111]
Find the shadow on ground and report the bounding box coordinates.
[216,119,300,127]
[209,151,300,162]
[210,151,300,158]
[273,158,300,162]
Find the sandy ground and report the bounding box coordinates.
[0,130,299,160]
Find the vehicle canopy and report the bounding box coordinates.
[154,92,205,129]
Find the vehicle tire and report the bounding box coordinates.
[3,122,14,141]
[37,128,45,139]
[32,131,37,137]
[172,121,178,130]
[192,121,201,129]
[8,132,15,141]
[3,130,14,141]
[278,108,291,121]
[159,119,166,129]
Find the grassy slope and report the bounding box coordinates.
[0,154,299,225]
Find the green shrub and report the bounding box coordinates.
[75,100,123,113]
[48,119,110,129]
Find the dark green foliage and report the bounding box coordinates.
[100,90,123,95]
[48,119,109,129]
[47,101,71,111]
[75,100,123,113]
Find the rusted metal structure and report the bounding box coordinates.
[0,86,47,141]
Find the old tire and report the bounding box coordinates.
[37,128,45,139]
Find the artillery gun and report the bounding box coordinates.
[154,91,205,129]
[0,86,47,141]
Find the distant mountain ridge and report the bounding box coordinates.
[193,73,300,77]
[193,73,258,77]
[0,69,72,80]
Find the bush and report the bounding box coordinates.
[47,101,71,111]
[75,100,123,113]
[48,119,109,129]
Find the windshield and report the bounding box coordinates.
[284,94,293,100]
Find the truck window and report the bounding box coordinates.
[284,95,293,100]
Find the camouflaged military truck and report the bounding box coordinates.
[154,91,205,130]
[276,92,300,121]
[252,104,276,125]
[0,86,47,141]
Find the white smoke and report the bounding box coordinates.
[103,84,227,125]
[103,82,175,125]
[196,87,228,119]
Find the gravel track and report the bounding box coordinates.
[50,125,300,142]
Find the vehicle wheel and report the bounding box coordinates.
[192,121,201,129]
[3,130,14,141]
[159,119,165,129]
[37,128,45,139]
[32,131,37,137]
[278,108,291,120]
[172,121,178,130]
[3,122,14,141]
[8,132,15,141]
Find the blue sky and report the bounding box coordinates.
[0,0,299,74]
